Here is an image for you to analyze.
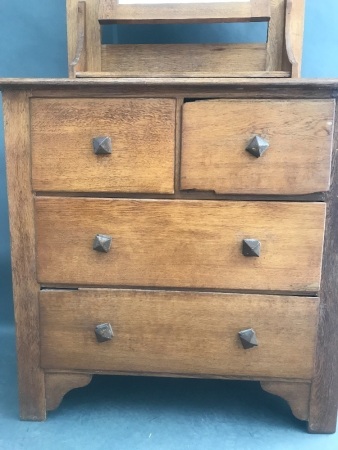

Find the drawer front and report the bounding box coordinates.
[181,100,334,195]
[40,289,319,379]
[31,98,176,193]
[35,198,325,292]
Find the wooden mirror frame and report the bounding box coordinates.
[67,0,305,78]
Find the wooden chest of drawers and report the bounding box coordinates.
[2,78,338,433]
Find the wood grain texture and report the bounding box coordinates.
[3,91,46,420]
[98,0,270,24]
[285,0,305,77]
[31,98,176,193]
[69,1,87,78]
[35,198,326,292]
[266,0,285,72]
[45,373,93,411]
[181,99,334,195]
[43,369,309,383]
[83,71,290,78]
[308,100,338,434]
[40,289,318,379]
[67,0,101,73]
[261,381,311,421]
[20,86,338,100]
[2,78,338,95]
[66,0,78,74]
[175,98,184,194]
[101,43,268,78]
[1,78,338,88]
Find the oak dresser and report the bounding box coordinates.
[1,0,338,434]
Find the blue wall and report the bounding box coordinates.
[0,0,337,325]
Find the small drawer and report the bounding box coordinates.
[31,98,176,193]
[181,99,334,195]
[35,198,325,292]
[40,289,319,380]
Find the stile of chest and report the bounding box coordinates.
[1,78,338,433]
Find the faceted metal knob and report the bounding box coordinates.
[242,239,261,257]
[239,328,258,349]
[93,234,112,253]
[93,136,112,155]
[95,323,114,343]
[246,135,269,158]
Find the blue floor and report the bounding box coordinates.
[0,327,337,449]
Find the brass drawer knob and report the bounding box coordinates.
[242,239,261,257]
[93,136,112,155]
[93,234,112,253]
[239,328,258,349]
[246,135,269,158]
[95,323,114,342]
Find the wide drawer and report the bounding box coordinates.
[31,98,176,193]
[35,198,325,292]
[181,99,334,195]
[40,289,319,379]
